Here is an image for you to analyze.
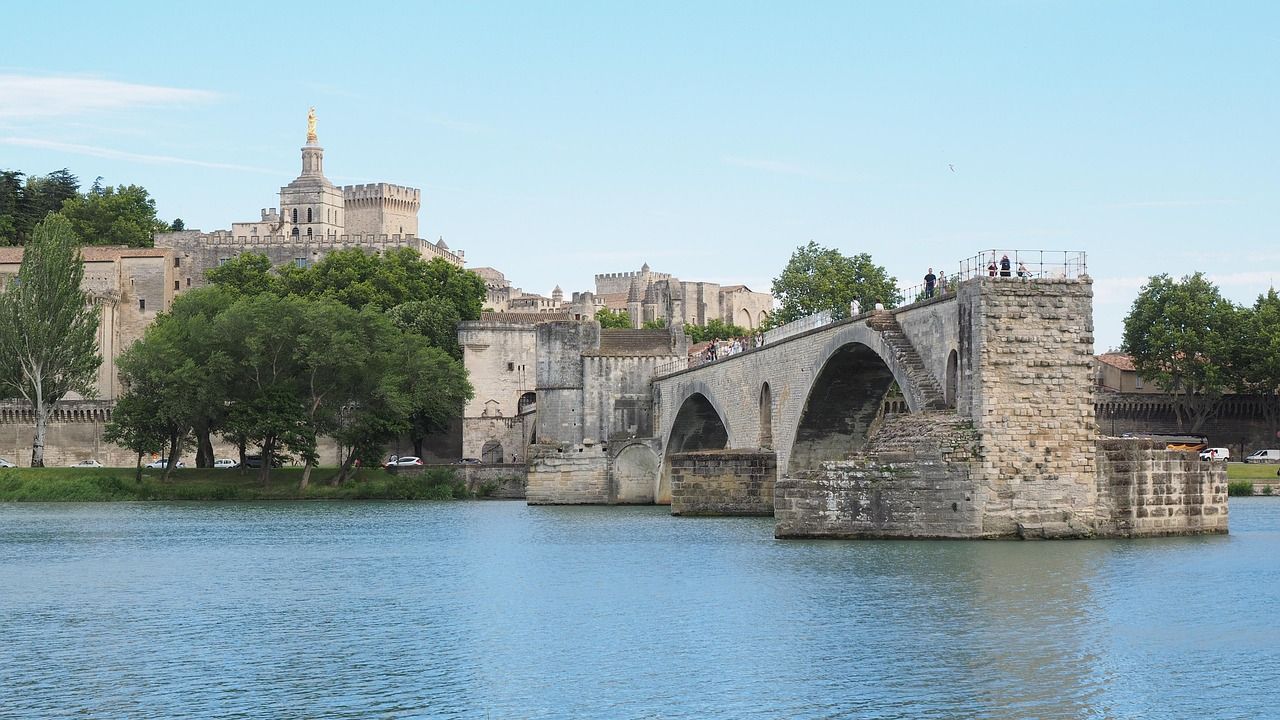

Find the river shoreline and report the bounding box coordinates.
[0,466,508,502]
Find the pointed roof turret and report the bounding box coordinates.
[627,276,642,303]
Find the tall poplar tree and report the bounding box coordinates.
[0,214,101,466]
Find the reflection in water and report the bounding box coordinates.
[0,500,1276,719]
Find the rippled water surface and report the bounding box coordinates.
[2,499,1279,719]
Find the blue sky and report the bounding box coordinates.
[2,1,1276,350]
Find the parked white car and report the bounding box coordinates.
[1244,449,1280,464]
[144,459,185,469]
[1199,447,1230,461]
[213,458,240,469]
[69,459,104,468]
[0,457,15,468]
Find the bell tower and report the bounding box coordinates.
[278,107,345,239]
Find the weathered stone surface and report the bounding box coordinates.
[670,449,776,516]
[1095,438,1228,537]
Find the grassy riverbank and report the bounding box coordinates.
[1226,463,1280,480]
[0,467,479,502]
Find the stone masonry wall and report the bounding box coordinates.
[669,450,776,516]
[525,446,611,504]
[775,413,984,538]
[1095,438,1228,537]
[961,277,1098,537]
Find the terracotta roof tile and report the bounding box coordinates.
[1096,353,1136,371]
[477,312,572,324]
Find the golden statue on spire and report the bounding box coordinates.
[306,106,317,143]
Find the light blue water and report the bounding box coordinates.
[1,499,1278,719]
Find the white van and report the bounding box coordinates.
[1199,447,1230,461]
[1244,449,1280,464]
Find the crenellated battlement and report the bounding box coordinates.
[178,230,423,246]
[342,182,421,204]
[594,270,672,281]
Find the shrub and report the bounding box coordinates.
[1228,480,1254,497]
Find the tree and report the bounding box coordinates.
[58,181,168,247]
[0,170,24,246]
[206,252,282,296]
[685,319,749,344]
[103,390,169,481]
[642,318,667,330]
[170,218,185,232]
[388,298,463,358]
[1122,273,1241,433]
[1234,288,1280,434]
[0,214,101,466]
[18,170,79,244]
[596,307,632,328]
[769,241,900,326]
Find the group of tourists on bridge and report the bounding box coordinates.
[689,332,766,368]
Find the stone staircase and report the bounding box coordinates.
[867,313,948,410]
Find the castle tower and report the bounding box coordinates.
[551,285,564,306]
[643,281,658,325]
[279,107,345,239]
[627,276,643,329]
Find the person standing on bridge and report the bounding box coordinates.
[936,271,948,294]
[924,268,937,298]
[1000,254,1012,277]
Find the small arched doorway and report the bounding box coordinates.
[945,349,959,408]
[759,383,773,449]
[481,440,504,464]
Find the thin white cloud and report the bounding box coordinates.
[1102,199,1235,209]
[0,74,217,119]
[0,137,278,175]
[722,155,848,183]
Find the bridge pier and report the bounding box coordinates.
[669,450,776,516]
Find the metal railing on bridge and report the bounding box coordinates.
[652,249,1087,378]
[897,249,1088,305]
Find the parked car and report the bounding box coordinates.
[69,459,104,468]
[243,455,283,469]
[1199,447,1230,461]
[384,456,424,468]
[0,457,14,468]
[1244,449,1280,464]
[144,459,185,469]
[213,458,240,469]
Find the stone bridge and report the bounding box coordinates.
[652,291,961,497]
[529,273,1227,539]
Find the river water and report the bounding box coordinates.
[1,499,1277,719]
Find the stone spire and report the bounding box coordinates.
[627,276,641,303]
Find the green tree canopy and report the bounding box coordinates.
[1233,288,1280,431]
[685,319,750,344]
[0,169,80,246]
[769,241,900,327]
[58,180,168,247]
[596,307,632,328]
[1122,272,1242,432]
[205,252,282,296]
[388,298,463,358]
[0,214,101,465]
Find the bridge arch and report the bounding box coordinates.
[787,339,901,474]
[657,390,731,504]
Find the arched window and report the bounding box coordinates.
[307,207,312,223]
[291,208,298,224]
[307,227,312,237]
[291,227,299,237]
[518,392,536,414]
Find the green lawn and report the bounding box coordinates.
[1226,463,1280,480]
[0,466,480,502]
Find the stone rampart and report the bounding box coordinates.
[669,450,776,516]
[1095,438,1228,537]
